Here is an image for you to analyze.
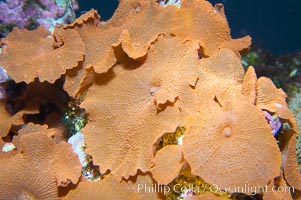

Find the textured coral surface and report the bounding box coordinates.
[0,0,299,199]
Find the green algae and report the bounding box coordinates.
[164,172,258,200]
[62,98,87,138]
[156,127,185,151]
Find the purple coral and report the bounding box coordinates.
[0,66,10,99]
[0,0,78,35]
[0,0,28,28]
[0,66,9,83]
[264,111,282,137]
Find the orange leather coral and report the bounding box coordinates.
[151,145,184,185]
[0,99,39,137]
[186,192,228,199]
[263,173,293,200]
[65,175,140,200]
[182,100,281,192]
[64,66,94,98]
[171,0,251,56]
[0,0,298,199]
[64,10,119,74]
[0,100,12,137]
[284,135,301,191]
[0,126,81,199]
[196,48,244,106]
[256,77,297,130]
[241,66,257,104]
[80,36,199,180]
[0,27,84,83]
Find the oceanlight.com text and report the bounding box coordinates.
[137,183,295,195]
[209,183,295,195]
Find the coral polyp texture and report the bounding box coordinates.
[0,0,299,199]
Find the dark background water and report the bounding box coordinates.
[76,0,301,55]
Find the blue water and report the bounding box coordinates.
[76,0,301,55]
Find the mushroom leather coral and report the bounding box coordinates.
[65,175,140,200]
[64,9,120,74]
[171,0,251,56]
[0,139,4,149]
[263,174,293,200]
[0,127,81,199]
[0,26,84,83]
[81,36,193,179]
[178,48,246,121]
[241,66,257,104]
[186,192,228,200]
[60,0,249,97]
[130,172,163,200]
[65,173,162,200]
[64,66,94,98]
[182,100,281,192]
[196,48,244,105]
[284,135,301,191]
[12,123,57,148]
[151,145,184,185]
[0,99,40,137]
[0,79,69,137]
[0,0,298,199]
[116,0,176,60]
[256,77,297,130]
[0,100,12,136]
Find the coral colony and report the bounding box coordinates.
[0,0,300,199]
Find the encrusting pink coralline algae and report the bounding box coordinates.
[0,0,78,35]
